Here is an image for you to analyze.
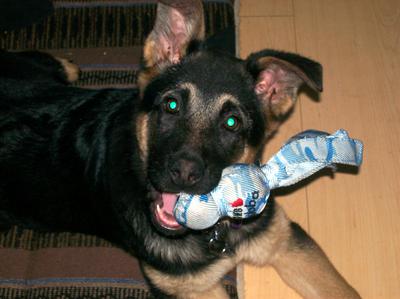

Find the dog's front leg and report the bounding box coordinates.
[239,204,361,299]
[141,259,235,299]
[271,228,361,299]
[177,283,229,299]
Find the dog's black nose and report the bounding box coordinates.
[169,158,204,188]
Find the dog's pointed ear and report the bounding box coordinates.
[245,50,322,127]
[138,0,204,91]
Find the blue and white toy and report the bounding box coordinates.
[174,129,363,230]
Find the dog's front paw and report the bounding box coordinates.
[55,57,80,83]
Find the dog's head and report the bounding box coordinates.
[135,0,322,235]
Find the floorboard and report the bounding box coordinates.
[240,0,400,298]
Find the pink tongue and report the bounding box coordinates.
[161,193,178,215]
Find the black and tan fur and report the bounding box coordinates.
[0,1,360,298]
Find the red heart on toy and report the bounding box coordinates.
[231,198,243,207]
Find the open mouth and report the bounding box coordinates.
[150,190,185,232]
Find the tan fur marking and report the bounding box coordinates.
[142,39,158,69]
[179,82,201,104]
[180,84,240,112]
[138,39,162,94]
[263,97,298,139]
[143,258,235,298]
[178,82,205,130]
[235,144,259,164]
[179,83,241,130]
[258,84,297,123]
[55,57,79,83]
[270,95,296,117]
[264,109,281,138]
[135,113,149,170]
[179,283,229,299]
[137,66,159,95]
[213,93,241,108]
[237,204,291,266]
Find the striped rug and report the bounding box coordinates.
[0,241,237,298]
[0,0,235,89]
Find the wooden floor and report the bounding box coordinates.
[238,0,400,298]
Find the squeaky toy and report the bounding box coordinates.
[174,129,363,230]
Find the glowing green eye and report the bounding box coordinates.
[224,115,240,131]
[226,117,236,127]
[169,101,177,110]
[164,97,179,113]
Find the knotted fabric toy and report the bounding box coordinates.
[174,129,363,230]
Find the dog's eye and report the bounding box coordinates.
[163,97,179,114]
[223,115,241,131]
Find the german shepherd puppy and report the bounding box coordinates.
[0,1,360,298]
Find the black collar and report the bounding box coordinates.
[204,220,242,256]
